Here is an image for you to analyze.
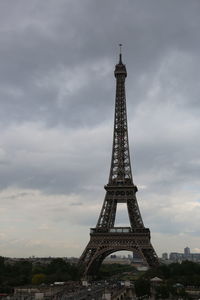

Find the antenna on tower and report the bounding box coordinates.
[119,43,122,63]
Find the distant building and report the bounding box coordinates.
[137,266,148,271]
[169,247,200,263]
[169,252,184,262]
[103,256,132,265]
[184,247,190,256]
[162,253,168,260]
[132,252,143,263]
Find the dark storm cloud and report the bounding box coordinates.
[0,0,200,256]
[1,0,200,127]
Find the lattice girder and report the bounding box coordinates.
[109,72,133,185]
[96,184,144,230]
[79,52,159,277]
[79,231,158,276]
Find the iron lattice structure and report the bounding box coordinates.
[79,52,159,277]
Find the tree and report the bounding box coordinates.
[135,278,150,297]
[32,273,46,285]
[155,285,169,299]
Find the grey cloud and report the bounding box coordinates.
[1,0,200,127]
[70,202,83,206]
[0,0,200,256]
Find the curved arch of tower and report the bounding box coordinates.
[79,50,159,277]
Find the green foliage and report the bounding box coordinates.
[0,257,81,290]
[155,284,170,299]
[32,263,46,275]
[0,256,5,269]
[135,260,200,300]
[135,278,150,297]
[45,258,80,281]
[98,264,137,279]
[143,260,200,286]
[32,273,46,285]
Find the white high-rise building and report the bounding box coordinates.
[184,247,190,256]
[162,253,168,260]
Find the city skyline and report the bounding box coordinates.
[0,0,200,258]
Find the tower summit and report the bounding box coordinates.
[110,45,131,185]
[79,49,159,277]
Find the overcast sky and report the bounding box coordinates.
[0,0,200,258]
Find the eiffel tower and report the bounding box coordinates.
[79,47,159,277]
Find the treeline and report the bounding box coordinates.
[144,260,200,285]
[1,256,200,297]
[135,261,200,299]
[0,256,81,293]
[98,263,137,279]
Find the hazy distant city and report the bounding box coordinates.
[4,246,200,267]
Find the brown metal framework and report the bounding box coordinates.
[79,51,159,277]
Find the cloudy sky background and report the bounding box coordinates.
[0,0,200,258]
